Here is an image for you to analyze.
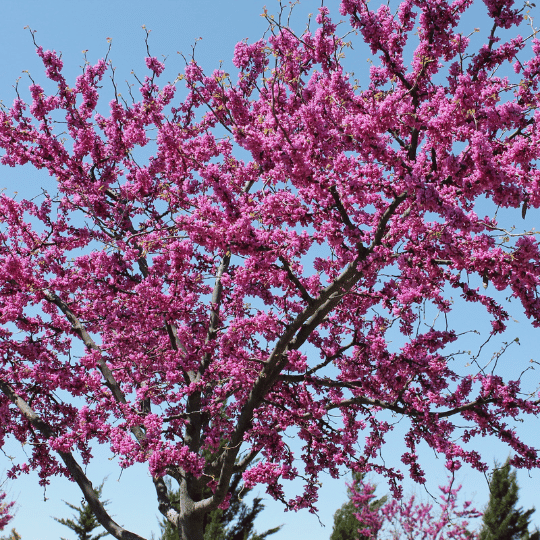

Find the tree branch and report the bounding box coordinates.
[323,394,496,420]
[153,476,180,529]
[278,340,357,383]
[206,192,409,510]
[0,381,146,540]
[278,255,313,304]
[42,291,145,442]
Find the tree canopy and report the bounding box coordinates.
[0,1,539,539]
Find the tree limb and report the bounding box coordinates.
[0,380,146,540]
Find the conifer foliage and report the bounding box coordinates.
[54,483,110,540]
[479,460,539,540]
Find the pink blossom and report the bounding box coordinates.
[145,56,165,76]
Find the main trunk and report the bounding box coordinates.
[177,478,206,540]
[179,514,204,540]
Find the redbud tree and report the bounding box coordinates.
[0,0,539,539]
[351,476,481,540]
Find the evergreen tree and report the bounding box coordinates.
[158,471,281,540]
[54,482,110,540]
[330,473,387,540]
[479,459,539,540]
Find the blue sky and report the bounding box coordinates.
[1,1,539,539]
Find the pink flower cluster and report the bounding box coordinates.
[351,475,481,540]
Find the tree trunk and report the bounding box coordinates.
[176,479,206,540]
[179,513,204,540]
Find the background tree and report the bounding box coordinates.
[54,482,109,540]
[347,476,481,540]
[331,473,386,540]
[158,471,281,540]
[380,478,481,540]
[0,1,539,540]
[479,460,540,540]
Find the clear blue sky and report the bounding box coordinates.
[1,1,539,539]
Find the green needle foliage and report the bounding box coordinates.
[158,471,281,540]
[54,482,110,540]
[479,459,539,540]
[330,472,387,540]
